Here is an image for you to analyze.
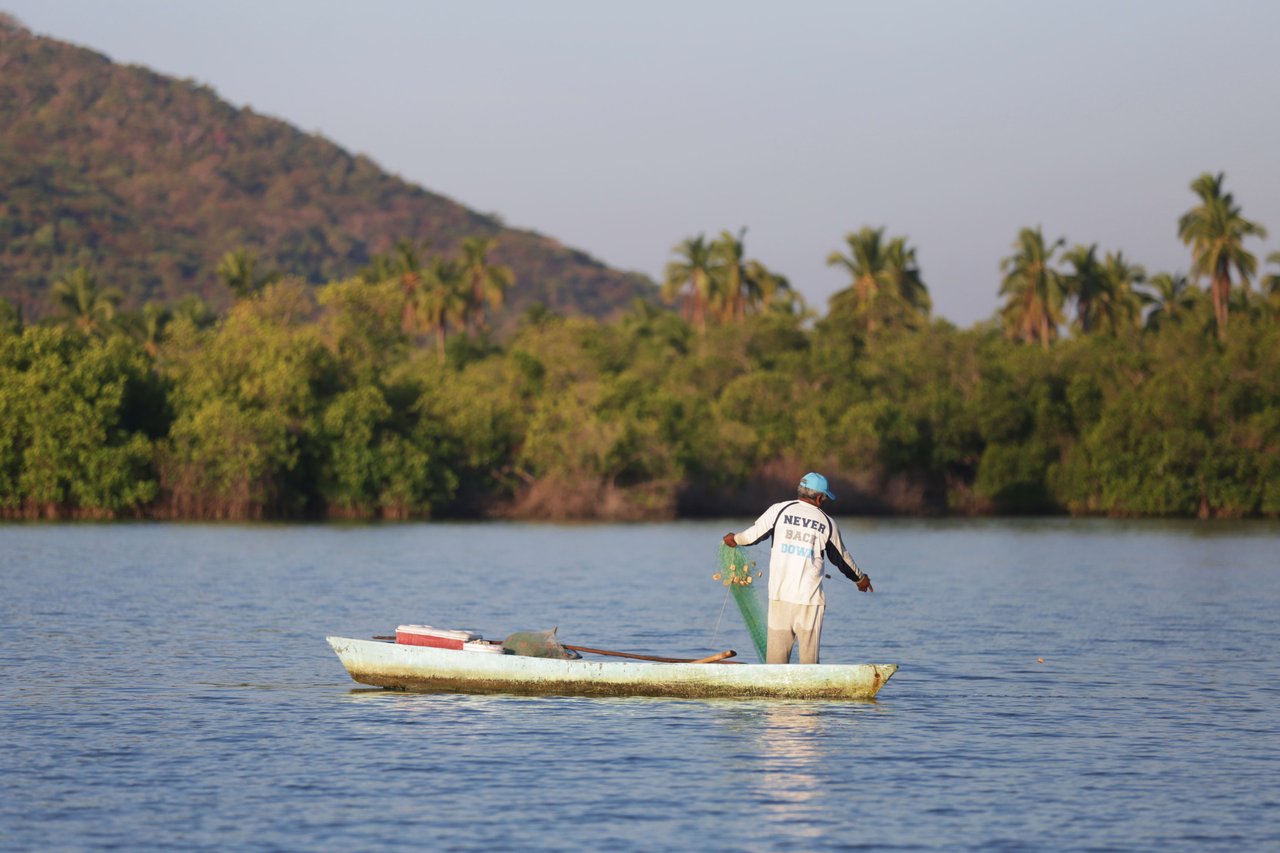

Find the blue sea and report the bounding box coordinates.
[1,519,1277,850]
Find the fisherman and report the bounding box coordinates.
[722,472,872,664]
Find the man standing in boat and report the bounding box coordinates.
[722,472,872,664]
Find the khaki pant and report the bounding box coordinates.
[766,600,825,664]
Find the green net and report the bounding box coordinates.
[502,628,582,659]
[716,543,767,663]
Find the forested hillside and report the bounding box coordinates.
[0,16,654,322]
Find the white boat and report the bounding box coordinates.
[327,637,897,700]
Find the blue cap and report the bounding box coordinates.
[799,472,836,500]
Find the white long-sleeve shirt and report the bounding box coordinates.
[733,499,864,606]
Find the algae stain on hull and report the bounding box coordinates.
[329,637,896,700]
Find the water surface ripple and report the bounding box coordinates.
[1,519,1277,850]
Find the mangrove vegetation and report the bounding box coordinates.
[2,172,1278,521]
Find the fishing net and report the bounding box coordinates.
[715,544,767,663]
[502,627,582,659]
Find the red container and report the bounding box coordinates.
[395,624,481,650]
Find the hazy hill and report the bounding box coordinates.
[0,15,655,322]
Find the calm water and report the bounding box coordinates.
[1,519,1277,851]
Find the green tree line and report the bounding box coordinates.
[2,172,1278,520]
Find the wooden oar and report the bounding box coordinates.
[563,644,738,664]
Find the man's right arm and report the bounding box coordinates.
[724,503,779,548]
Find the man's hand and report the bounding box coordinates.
[723,533,737,547]
[856,574,873,593]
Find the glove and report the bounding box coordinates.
[856,574,873,593]
[722,533,737,547]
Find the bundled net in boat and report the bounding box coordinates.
[715,543,767,663]
[502,627,581,659]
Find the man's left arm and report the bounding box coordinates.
[826,526,873,592]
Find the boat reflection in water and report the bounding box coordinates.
[757,704,829,837]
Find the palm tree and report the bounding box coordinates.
[1265,252,1280,286]
[134,302,171,357]
[708,228,748,323]
[827,227,929,332]
[393,239,425,277]
[51,267,123,336]
[882,236,931,327]
[1141,273,1198,330]
[744,260,798,315]
[458,236,514,332]
[413,257,468,360]
[1177,172,1268,339]
[827,226,890,323]
[1096,251,1146,335]
[216,247,279,299]
[661,235,716,333]
[1260,252,1280,320]
[390,238,427,334]
[999,227,1066,348]
[1061,244,1106,335]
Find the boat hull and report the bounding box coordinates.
[327,637,896,700]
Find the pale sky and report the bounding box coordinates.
[7,0,1280,326]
